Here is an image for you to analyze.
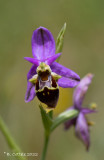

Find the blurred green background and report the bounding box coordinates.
[0,0,104,160]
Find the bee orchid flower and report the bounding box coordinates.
[24,27,80,108]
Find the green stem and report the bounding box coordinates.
[0,116,27,160]
[41,132,50,160]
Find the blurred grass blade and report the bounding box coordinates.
[56,23,66,54]
[51,109,78,132]
[39,105,53,133]
[0,116,27,160]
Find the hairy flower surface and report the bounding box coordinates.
[64,74,96,150]
[24,27,80,107]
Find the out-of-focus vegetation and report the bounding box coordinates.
[0,0,104,160]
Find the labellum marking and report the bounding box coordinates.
[29,62,61,108]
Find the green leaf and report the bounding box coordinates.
[39,105,53,134]
[56,23,66,54]
[51,109,78,132]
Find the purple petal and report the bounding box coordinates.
[74,74,93,109]
[27,64,37,80]
[64,118,76,130]
[24,57,40,66]
[82,108,97,114]
[75,112,90,150]
[25,65,37,102]
[32,27,55,61]
[64,107,77,129]
[45,53,61,65]
[25,82,36,103]
[58,77,80,88]
[50,62,80,81]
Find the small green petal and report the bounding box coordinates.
[56,23,66,56]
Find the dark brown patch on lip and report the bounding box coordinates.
[51,76,57,88]
[36,87,59,108]
[35,79,39,90]
[38,70,50,81]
